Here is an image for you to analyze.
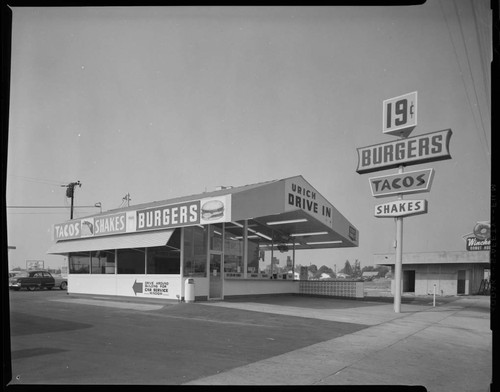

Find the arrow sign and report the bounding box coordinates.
[132,280,143,295]
[374,199,428,218]
[369,168,435,198]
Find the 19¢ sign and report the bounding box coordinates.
[383,91,417,137]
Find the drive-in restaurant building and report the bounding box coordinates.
[48,175,359,301]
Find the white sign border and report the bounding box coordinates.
[369,168,435,198]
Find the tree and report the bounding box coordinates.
[318,265,334,275]
[309,264,318,274]
[314,265,334,279]
[352,259,362,278]
[341,260,353,276]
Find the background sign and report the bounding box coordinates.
[374,199,428,218]
[383,91,417,137]
[26,260,44,270]
[369,168,434,198]
[356,129,452,174]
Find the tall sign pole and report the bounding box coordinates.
[394,165,404,313]
[356,91,452,313]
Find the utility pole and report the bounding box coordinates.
[62,181,81,219]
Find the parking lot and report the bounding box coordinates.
[6,289,492,389]
[7,289,369,385]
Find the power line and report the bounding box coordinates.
[7,205,100,209]
[7,174,68,186]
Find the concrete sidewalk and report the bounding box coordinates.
[186,296,492,391]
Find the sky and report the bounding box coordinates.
[6,2,491,271]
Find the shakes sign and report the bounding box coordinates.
[374,200,428,218]
[356,129,452,174]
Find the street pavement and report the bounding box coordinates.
[187,295,492,391]
[6,290,493,390]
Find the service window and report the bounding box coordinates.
[183,226,208,277]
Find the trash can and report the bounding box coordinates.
[185,278,195,303]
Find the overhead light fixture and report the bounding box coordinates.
[306,240,343,245]
[267,218,308,226]
[290,231,328,237]
[255,232,272,241]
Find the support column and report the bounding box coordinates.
[243,220,248,278]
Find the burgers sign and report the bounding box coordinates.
[54,195,232,240]
[136,196,231,231]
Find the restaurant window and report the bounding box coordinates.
[210,224,223,252]
[147,246,180,274]
[247,239,261,274]
[117,248,145,274]
[224,236,243,277]
[69,252,90,274]
[91,250,115,274]
[183,226,208,277]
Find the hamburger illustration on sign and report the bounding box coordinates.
[201,199,225,220]
[200,196,231,224]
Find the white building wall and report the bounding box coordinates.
[224,279,299,297]
[69,274,182,300]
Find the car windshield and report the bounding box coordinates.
[13,272,29,278]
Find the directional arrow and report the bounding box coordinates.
[132,280,143,295]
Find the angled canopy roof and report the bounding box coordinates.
[49,175,358,252]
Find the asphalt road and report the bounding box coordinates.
[7,290,369,385]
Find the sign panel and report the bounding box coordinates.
[284,177,334,227]
[369,168,435,198]
[26,260,44,270]
[356,129,452,174]
[284,177,359,245]
[464,221,490,251]
[128,276,182,299]
[54,220,82,241]
[137,200,201,231]
[465,236,490,251]
[53,195,232,240]
[374,199,428,218]
[383,91,417,137]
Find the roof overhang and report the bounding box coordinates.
[48,176,358,253]
[248,210,357,250]
[48,230,174,254]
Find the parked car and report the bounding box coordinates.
[8,270,67,291]
[52,274,68,290]
[9,271,24,279]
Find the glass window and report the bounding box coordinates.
[224,224,243,274]
[91,250,115,274]
[117,248,145,274]
[224,237,243,274]
[210,224,223,251]
[183,226,207,277]
[247,239,261,274]
[69,252,90,274]
[147,246,180,274]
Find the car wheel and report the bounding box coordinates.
[27,285,37,291]
[47,286,52,290]
[60,282,67,290]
